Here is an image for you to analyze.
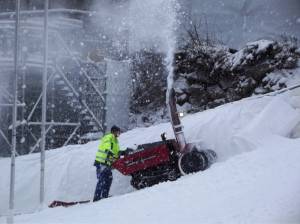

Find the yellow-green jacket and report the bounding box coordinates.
[95,133,120,166]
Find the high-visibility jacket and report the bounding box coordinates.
[95,133,120,166]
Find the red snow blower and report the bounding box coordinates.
[112,88,217,189]
[48,88,217,207]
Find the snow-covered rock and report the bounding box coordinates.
[172,38,300,115]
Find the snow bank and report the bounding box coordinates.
[0,88,300,223]
[232,94,300,152]
[7,140,300,224]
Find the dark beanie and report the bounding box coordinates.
[111,125,121,133]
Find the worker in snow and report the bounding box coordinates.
[93,125,121,202]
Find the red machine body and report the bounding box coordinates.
[113,142,171,175]
[113,139,182,189]
[112,138,216,189]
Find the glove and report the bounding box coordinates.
[119,148,134,156]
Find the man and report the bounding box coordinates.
[93,125,121,202]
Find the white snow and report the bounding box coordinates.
[229,48,246,69]
[247,40,274,53]
[262,67,300,91]
[1,88,300,223]
[229,39,276,70]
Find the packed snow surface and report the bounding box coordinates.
[1,88,300,223]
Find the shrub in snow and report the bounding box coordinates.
[129,50,169,126]
[173,33,299,113]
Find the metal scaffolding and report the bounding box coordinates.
[2,5,108,223]
[0,8,108,158]
[1,3,131,221]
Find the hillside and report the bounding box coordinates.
[1,86,300,224]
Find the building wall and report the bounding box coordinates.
[0,0,93,12]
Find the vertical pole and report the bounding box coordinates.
[102,62,108,134]
[40,0,49,207]
[8,0,20,223]
[20,67,26,154]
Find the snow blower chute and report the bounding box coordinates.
[113,88,217,189]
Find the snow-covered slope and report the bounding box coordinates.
[1,87,300,223]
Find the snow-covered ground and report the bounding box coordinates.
[1,87,300,224]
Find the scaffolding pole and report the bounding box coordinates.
[40,0,49,207]
[8,0,20,223]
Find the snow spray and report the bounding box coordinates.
[128,0,184,149]
[163,0,180,103]
[161,1,188,151]
[92,0,181,91]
